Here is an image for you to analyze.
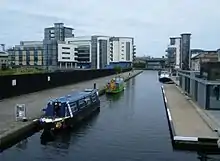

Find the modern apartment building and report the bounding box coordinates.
[8,41,43,66]
[7,22,135,70]
[0,51,9,69]
[91,36,110,69]
[65,36,111,69]
[109,37,134,68]
[166,37,181,69]
[57,42,78,68]
[43,23,74,69]
[66,36,92,69]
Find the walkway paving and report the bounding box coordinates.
[164,84,218,138]
[0,70,140,137]
[171,76,220,133]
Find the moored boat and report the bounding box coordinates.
[105,76,125,94]
[158,71,173,84]
[39,88,100,133]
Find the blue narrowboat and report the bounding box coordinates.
[39,88,100,132]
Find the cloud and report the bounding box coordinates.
[1,0,220,56]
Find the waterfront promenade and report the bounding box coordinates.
[162,77,220,149]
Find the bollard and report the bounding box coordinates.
[94,83,96,89]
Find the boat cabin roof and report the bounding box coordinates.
[48,89,96,104]
[109,77,124,83]
[161,71,170,74]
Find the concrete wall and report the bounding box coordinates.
[208,85,220,109]
[190,79,195,97]
[178,71,214,109]
[197,82,207,109]
[0,68,132,100]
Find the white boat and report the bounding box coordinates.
[158,71,173,83]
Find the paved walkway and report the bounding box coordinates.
[164,84,218,138]
[0,70,140,136]
[171,76,220,133]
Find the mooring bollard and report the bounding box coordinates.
[94,83,96,89]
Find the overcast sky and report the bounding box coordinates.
[1,0,220,57]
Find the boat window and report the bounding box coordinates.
[91,94,97,102]
[79,99,86,108]
[85,96,91,106]
[69,102,77,112]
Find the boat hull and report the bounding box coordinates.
[106,85,124,94]
[40,102,100,133]
[159,77,173,84]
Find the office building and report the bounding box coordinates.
[43,23,74,69]
[91,36,110,69]
[65,36,111,69]
[66,36,92,69]
[109,37,134,68]
[57,42,78,68]
[133,45,136,61]
[180,33,191,70]
[8,41,43,66]
[0,51,9,69]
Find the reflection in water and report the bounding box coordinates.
[1,71,220,161]
[196,151,220,161]
[15,139,28,150]
[106,92,124,102]
[40,110,100,149]
[131,77,136,86]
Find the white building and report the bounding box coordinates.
[58,35,134,69]
[109,37,134,68]
[57,42,78,68]
[168,37,181,69]
[65,36,111,69]
[65,36,91,68]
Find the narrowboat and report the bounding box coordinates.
[105,76,125,94]
[158,71,173,84]
[39,88,100,132]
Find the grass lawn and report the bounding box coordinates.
[0,68,46,76]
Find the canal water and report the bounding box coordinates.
[0,71,219,161]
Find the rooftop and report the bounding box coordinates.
[0,51,9,57]
[50,90,94,103]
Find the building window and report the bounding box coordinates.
[62,57,70,59]
[62,52,70,54]
[170,39,175,45]
[62,47,70,50]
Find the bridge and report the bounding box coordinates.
[134,57,167,70]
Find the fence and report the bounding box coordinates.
[0,68,131,100]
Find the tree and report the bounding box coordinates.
[114,66,122,74]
